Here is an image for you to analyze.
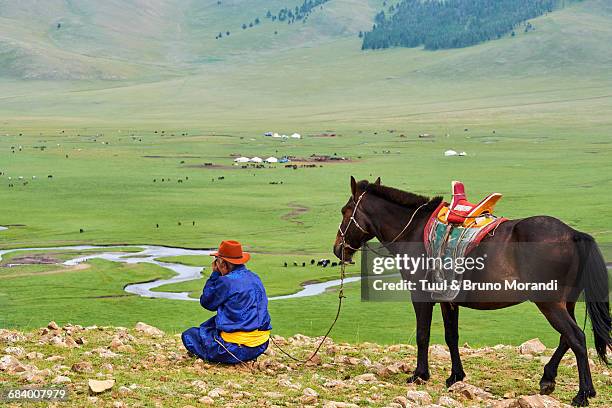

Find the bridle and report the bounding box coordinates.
[337,191,430,252]
[337,191,370,251]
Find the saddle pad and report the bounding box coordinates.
[423,202,508,259]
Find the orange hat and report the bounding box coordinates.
[211,240,250,264]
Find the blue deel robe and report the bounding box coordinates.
[181,265,272,363]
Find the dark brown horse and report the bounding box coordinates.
[333,177,610,406]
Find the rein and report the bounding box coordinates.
[269,192,428,365]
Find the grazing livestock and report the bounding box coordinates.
[178,179,183,183]
[310,259,315,265]
[283,262,287,267]
[156,224,159,228]
[192,221,195,226]
[302,262,306,267]
[293,262,298,266]
[331,262,338,267]
[79,229,84,233]
[178,222,182,226]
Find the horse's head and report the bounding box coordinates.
[333,176,379,263]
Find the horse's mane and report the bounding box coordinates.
[358,180,442,211]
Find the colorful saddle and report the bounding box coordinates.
[422,181,508,301]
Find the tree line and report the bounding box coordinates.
[361,0,570,50]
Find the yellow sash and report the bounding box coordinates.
[220,330,270,347]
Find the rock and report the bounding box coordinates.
[72,361,93,373]
[448,381,492,400]
[323,401,359,408]
[323,379,348,388]
[46,355,64,361]
[301,394,318,404]
[354,373,377,383]
[263,391,284,399]
[112,402,127,408]
[223,380,242,389]
[135,322,164,337]
[438,395,463,407]
[303,387,319,397]
[392,396,409,407]
[406,390,432,405]
[518,339,546,355]
[278,378,301,390]
[64,336,79,348]
[4,346,26,357]
[517,394,563,408]
[430,344,451,359]
[52,375,71,384]
[88,379,115,393]
[207,387,227,398]
[110,338,124,350]
[198,396,215,405]
[117,344,135,353]
[488,399,520,408]
[48,321,60,330]
[191,379,207,391]
[0,355,26,373]
[0,329,26,343]
[118,386,132,395]
[26,351,43,360]
[101,363,114,372]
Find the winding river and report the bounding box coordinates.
[0,243,359,301]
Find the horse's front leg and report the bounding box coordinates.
[441,302,465,387]
[408,301,434,383]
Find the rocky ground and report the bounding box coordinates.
[1,323,610,407]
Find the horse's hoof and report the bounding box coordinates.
[539,380,556,395]
[571,392,589,407]
[445,373,465,388]
[406,374,428,384]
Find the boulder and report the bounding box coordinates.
[323,402,359,408]
[52,375,71,384]
[198,396,214,405]
[518,339,546,355]
[4,346,26,357]
[262,391,284,399]
[448,381,492,400]
[354,373,377,383]
[488,399,520,408]
[406,390,433,405]
[47,321,60,330]
[430,344,451,359]
[88,379,115,394]
[438,395,463,407]
[71,361,93,373]
[517,395,564,408]
[134,322,164,337]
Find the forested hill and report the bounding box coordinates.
[362,0,574,50]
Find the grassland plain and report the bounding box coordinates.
[0,0,611,350]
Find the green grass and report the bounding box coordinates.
[0,0,610,347]
[152,254,360,298]
[0,247,143,264]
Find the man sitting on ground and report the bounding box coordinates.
[181,240,272,363]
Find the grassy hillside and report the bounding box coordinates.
[1,324,610,407]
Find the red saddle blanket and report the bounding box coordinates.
[424,201,508,257]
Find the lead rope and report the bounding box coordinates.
[270,243,347,364]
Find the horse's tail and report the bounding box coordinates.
[574,232,611,365]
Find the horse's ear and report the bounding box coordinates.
[374,177,381,186]
[350,176,357,196]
